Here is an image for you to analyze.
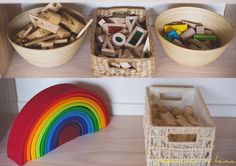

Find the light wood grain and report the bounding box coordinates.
[0,0,232,4]
[0,116,236,166]
[4,5,236,78]
[0,79,18,141]
[0,4,21,77]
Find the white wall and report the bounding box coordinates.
[16,78,236,117]
[21,2,226,25]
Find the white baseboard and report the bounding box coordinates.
[18,102,236,117]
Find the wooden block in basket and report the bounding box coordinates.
[90,7,157,77]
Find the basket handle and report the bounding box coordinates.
[167,133,198,143]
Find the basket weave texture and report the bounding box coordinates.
[90,7,157,77]
[143,86,216,166]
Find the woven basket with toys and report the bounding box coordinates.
[90,7,157,77]
[144,86,216,166]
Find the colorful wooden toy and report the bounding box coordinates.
[7,84,110,165]
[164,24,188,33]
[180,28,195,41]
[126,16,138,33]
[112,32,126,46]
[193,34,217,41]
[125,26,147,48]
[166,30,179,41]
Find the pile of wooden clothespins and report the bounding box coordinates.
[13,3,93,49]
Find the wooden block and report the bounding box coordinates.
[204,29,213,35]
[103,23,126,34]
[112,32,126,47]
[125,26,147,48]
[109,62,121,68]
[160,112,177,126]
[142,36,150,57]
[101,36,116,56]
[98,19,106,28]
[153,118,166,126]
[41,11,61,25]
[193,34,217,42]
[172,39,185,47]
[164,24,188,32]
[120,49,134,58]
[97,35,105,43]
[126,16,138,33]
[175,115,192,126]
[189,43,200,50]
[188,38,209,50]
[184,105,194,117]
[187,115,199,126]
[135,44,144,57]
[108,17,125,24]
[171,108,182,116]
[182,20,199,28]
[196,26,205,34]
[120,62,131,69]
[29,14,59,33]
[42,3,62,12]
[61,12,84,34]
[26,28,51,40]
[24,34,56,47]
[56,27,71,38]
[180,28,195,41]
[203,40,212,48]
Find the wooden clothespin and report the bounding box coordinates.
[15,24,33,39]
[61,12,84,34]
[29,14,59,33]
[26,28,51,40]
[76,19,93,39]
[40,41,54,49]
[24,34,57,47]
[40,11,61,25]
[101,36,116,56]
[42,3,62,12]
[56,27,71,38]
[126,16,138,33]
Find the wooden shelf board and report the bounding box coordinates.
[0,0,234,4]
[1,116,236,166]
[5,26,236,78]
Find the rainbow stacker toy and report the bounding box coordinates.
[7,84,110,165]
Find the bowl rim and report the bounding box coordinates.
[7,6,88,52]
[155,6,235,52]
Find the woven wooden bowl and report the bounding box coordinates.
[7,7,87,68]
[155,7,234,67]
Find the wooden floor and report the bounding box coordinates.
[0,116,236,166]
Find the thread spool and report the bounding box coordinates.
[112,33,126,47]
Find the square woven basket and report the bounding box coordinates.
[143,86,216,166]
[90,7,157,77]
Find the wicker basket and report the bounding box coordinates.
[144,86,216,166]
[7,7,87,68]
[155,7,234,67]
[90,7,157,77]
